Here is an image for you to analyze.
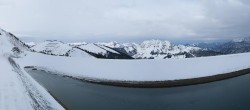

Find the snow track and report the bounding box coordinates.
[0,56,64,110]
[9,57,52,110]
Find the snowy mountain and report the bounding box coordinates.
[2,29,250,110]
[76,43,133,59]
[185,37,250,56]
[135,40,201,59]
[31,40,133,59]
[25,39,228,59]
[2,27,250,59]
[0,28,31,54]
[31,40,91,57]
[96,42,138,56]
[97,40,203,59]
[215,37,250,54]
[0,28,65,110]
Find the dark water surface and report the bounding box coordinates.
[26,69,250,110]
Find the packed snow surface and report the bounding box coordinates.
[17,52,250,81]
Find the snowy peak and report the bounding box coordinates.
[31,40,72,56]
[0,28,212,59]
[140,39,171,49]
[96,41,122,48]
[79,43,125,55]
[95,39,201,59]
[0,29,11,53]
[139,39,172,54]
[31,40,91,57]
[133,39,200,59]
[0,28,30,54]
[78,43,111,55]
[77,43,133,59]
[31,40,133,59]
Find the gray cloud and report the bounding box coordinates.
[0,0,250,41]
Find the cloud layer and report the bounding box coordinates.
[0,0,250,41]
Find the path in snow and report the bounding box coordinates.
[0,56,33,110]
[0,55,64,110]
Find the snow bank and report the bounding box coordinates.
[0,56,33,110]
[17,52,250,81]
[0,56,64,110]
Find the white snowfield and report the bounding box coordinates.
[17,52,250,81]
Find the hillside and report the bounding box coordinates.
[0,28,64,110]
[31,40,92,57]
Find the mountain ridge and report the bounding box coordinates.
[2,28,250,59]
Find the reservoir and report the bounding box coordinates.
[26,69,250,110]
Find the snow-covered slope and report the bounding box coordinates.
[31,40,222,59]
[79,43,111,55]
[31,40,92,57]
[32,41,132,59]
[0,28,31,54]
[77,43,133,59]
[0,28,64,110]
[135,40,200,59]
[97,41,121,48]
[98,40,201,59]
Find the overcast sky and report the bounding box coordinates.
[1,0,250,42]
